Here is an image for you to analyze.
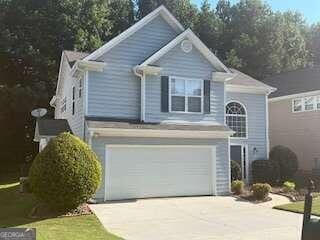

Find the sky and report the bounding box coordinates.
[192,0,320,25]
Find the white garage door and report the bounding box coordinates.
[105,145,216,200]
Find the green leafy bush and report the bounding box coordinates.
[252,159,280,185]
[29,132,102,211]
[231,160,242,181]
[269,145,298,182]
[231,180,244,195]
[251,183,271,200]
[282,181,295,193]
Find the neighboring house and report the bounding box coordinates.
[36,6,275,201]
[263,67,320,173]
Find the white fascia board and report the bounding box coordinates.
[140,29,230,73]
[226,84,276,95]
[135,65,162,75]
[269,90,320,102]
[49,95,57,107]
[78,60,106,71]
[88,127,234,139]
[83,5,184,61]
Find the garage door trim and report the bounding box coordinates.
[104,145,216,201]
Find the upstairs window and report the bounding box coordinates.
[72,86,75,115]
[169,77,203,113]
[292,95,320,113]
[226,101,247,138]
[79,78,83,98]
[60,97,66,113]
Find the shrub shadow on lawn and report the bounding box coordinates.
[0,183,59,227]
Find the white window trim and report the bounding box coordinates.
[168,76,204,114]
[225,100,248,140]
[292,95,320,113]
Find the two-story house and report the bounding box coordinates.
[36,6,275,201]
[263,67,320,174]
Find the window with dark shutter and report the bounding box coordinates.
[161,76,169,112]
[204,80,210,113]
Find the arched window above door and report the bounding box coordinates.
[226,101,247,138]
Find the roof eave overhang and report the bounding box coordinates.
[88,127,234,139]
[134,65,162,75]
[226,84,277,95]
[71,60,106,77]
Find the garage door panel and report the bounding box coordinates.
[106,146,215,200]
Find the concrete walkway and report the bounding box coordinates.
[90,194,302,240]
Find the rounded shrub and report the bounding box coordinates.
[282,181,295,193]
[251,183,271,200]
[29,132,102,211]
[231,160,242,181]
[252,159,280,185]
[269,145,298,182]
[231,180,244,195]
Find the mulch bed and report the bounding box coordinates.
[29,203,92,219]
[271,187,320,202]
[234,188,272,203]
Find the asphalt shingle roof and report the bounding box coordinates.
[37,119,72,136]
[64,50,89,67]
[228,68,275,89]
[261,67,320,98]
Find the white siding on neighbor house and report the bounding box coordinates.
[145,41,224,124]
[91,137,229,200]
[55,56,84,138]
[87,15,180,119]
[226,92,268,179]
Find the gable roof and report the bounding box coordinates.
[262,67,320,98]
[64,50,89,67]
[138,29,230,73]
[83,5,184,61]
[228,69,275,89]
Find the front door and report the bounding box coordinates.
[230,145,247,182]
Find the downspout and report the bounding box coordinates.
[133,66,145,122]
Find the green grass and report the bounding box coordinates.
[0,181,121,240]
[274,198,320,217]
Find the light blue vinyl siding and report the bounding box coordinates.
[226,92,268,178]
[145,41,224,124]
[91,137,230,200]
[87,15,180,118]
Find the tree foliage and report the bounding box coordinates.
[0,0,318,167]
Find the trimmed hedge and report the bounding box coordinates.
[252,159,280,185]
[269,145,298,182]
[231,160,242,181]
[29,132,102,211]
[251,183,271,200]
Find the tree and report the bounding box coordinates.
[136,0,198,28]
[307,23,320,65]
[0,0,113,166]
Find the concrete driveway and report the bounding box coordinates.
[90,194,302,240]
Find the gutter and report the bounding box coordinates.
[133,66,146,122]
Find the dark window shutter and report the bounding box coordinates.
[161,76,169,112]
[204,80,211,114]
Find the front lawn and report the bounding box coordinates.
[0,182,121,240]
[274,198,320,217]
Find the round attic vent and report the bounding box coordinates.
[181,40,192,53]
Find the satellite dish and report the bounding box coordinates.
[31,108,47,118]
